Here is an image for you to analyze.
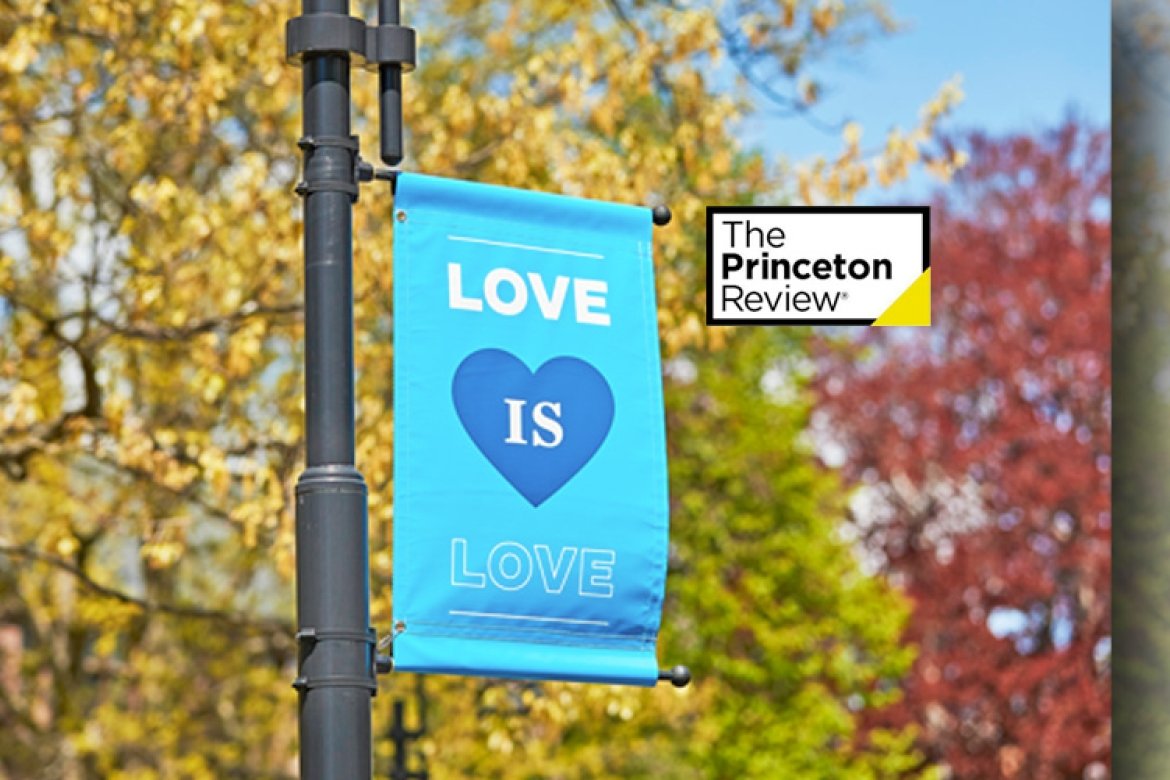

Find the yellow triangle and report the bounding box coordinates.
[873,269,931,327]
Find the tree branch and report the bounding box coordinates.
[96,302,302,343]
[0,543,291,636]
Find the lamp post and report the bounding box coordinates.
[286,2,414,777]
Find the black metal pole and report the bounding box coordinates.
[293,0,373,777]
[378,0,404,166]
[286,2,412,775]
[387,676,428,780]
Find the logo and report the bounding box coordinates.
[706,206,930,326]
[452,349,615,507]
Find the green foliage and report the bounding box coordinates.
[659,329,923,778]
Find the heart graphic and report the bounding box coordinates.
[452,349,614,506]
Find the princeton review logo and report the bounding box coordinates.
[706,206,930,326]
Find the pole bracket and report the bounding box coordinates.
[356,160,399,187]
[293,675,378,693]
[286,13,416,72]
[293,626,380,693]
[363,23,416,72]
[657,665,692,688]
[295,134,362,201]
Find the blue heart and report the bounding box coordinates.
[452,349,615,507]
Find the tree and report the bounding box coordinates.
[813,121,1110,779]
[0,1,962,776]
[1112,4,1170,777]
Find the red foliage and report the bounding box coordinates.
[813,121,1110,779]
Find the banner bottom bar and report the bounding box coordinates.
[393,634,660,687]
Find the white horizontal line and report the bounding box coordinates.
[449,609,609,627]
[447,234,604,260]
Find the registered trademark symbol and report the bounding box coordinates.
[841,292,849,299]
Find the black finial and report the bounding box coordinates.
[658,665,691,688]
[652,204,672,226]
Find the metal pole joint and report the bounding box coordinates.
[285,13,416,72]
[295,134,362,201]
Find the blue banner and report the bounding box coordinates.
[391,173,669,686]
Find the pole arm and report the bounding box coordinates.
[378,0,405,165]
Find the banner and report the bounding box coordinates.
[391,173,669,686]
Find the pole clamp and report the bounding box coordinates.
[292,674,377,692]
[286,13,416,72]
[292,626,380,693]
[295,135,362,201]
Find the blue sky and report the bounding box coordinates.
[737,1,1110,198]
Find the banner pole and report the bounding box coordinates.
[291,0,374,778]
[285,0,413,773]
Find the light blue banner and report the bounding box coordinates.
[392,173,669,686]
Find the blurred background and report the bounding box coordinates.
[0,1,1108,778]
[1115,2,1169,779]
